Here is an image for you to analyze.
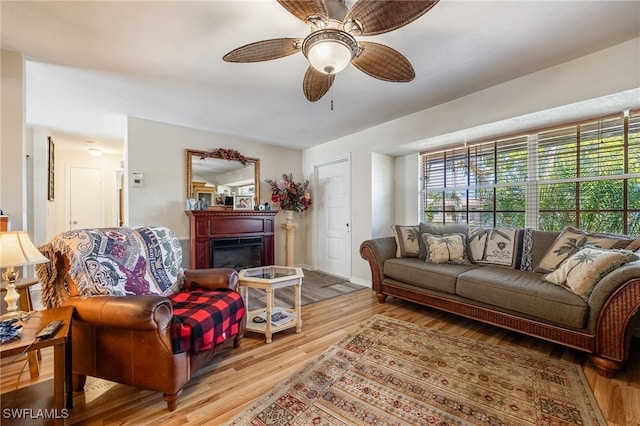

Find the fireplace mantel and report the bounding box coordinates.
[186,210,277,269]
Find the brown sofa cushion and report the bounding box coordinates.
[384,258,478,294]
[456,266,589,329]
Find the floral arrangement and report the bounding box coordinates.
[265,173,312,212]
[201,148,248,165]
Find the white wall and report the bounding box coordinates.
[126,117,305,266]
[30,126,51,245]
[1,49,26,231]
[394,154,420,226]
[371,152,394,238]
[303,38,640,285]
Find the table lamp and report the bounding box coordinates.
[0,232,49,319]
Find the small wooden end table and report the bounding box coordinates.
[238,266,304,343]
[1,277,42,376]
[1,306,74,424]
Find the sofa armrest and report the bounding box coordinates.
[183,268,239,292]
[587,260,640,331]
[62,295,173,331]
[359,237,397,292]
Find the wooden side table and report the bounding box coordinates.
[238,266,304,343]
[1,306,74,425]
[1,277,42,377]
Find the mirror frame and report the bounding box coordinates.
[185,149,260,206]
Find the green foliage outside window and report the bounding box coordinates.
[422,114,640,235]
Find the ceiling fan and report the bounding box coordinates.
[223,0,439,102]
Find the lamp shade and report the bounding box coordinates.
[0,232,49,268]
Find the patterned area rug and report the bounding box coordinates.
[228,315,606,425]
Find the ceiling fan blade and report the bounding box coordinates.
[303,66,335,102]
[223,38,302,63]
[351,42,415,82]
[344,0,439,36]
[277,0,328,25]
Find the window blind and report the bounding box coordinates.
[420,112,639,234]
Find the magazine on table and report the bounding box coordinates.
[255,308,295,326]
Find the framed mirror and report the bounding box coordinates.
[185,149,260,208]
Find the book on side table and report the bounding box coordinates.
[254,307,295,327]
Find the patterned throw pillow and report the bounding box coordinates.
[391,225,421,258]
[419,223,469,260]
[468,227,519,267]
[626,238,640,253]
[422,233,470,264]
[535,226,634,273]
[544,247,638,297]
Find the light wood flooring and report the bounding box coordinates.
[1,289,639,425]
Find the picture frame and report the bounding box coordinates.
[48,136,55,201]
[233,195,253,210]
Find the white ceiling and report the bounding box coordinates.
[2,0,639,152]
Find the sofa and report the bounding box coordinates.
[36,226,246,411]
[360,223,640,377]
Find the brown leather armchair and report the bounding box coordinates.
[36,227,246,411]
[63,268,244,411]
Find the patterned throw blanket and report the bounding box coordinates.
[170,290,245,354]
[36,227,183,308]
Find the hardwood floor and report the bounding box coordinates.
[1,289,639,425]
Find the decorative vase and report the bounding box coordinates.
[283,210,295,225]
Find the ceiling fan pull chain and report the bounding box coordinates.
[330,75,334,111]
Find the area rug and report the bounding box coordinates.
[303,269,349,288]
[228,315,606,425]
[247,269,365,307]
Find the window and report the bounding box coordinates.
[420,112,640,235]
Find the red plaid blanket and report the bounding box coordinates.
[169,290,245,354]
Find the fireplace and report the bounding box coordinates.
[210,237,263,270]
[186,210,276,269]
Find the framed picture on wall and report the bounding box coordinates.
[48,136,55,201]
[233,195,253,210]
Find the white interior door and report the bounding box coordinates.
[69,166,102,230]
[317,159,351,278]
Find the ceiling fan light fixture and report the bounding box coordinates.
[302,29,357,75]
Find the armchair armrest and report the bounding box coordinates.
[183,268,239,291]
[62,295,173,330]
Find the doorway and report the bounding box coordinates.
[315,159,351,278]
[68,166,102,230]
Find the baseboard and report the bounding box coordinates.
[349,277,371,287]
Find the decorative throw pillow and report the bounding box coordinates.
[419,223,469,260]
[468,227,519,267]
[422,233,470,264]
[543,247,638,297]
[391,225,420,258]
[535,226,634,273]
[519,228,535,271]
[625,238,640,253]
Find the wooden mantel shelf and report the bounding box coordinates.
[186,210,277,269]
